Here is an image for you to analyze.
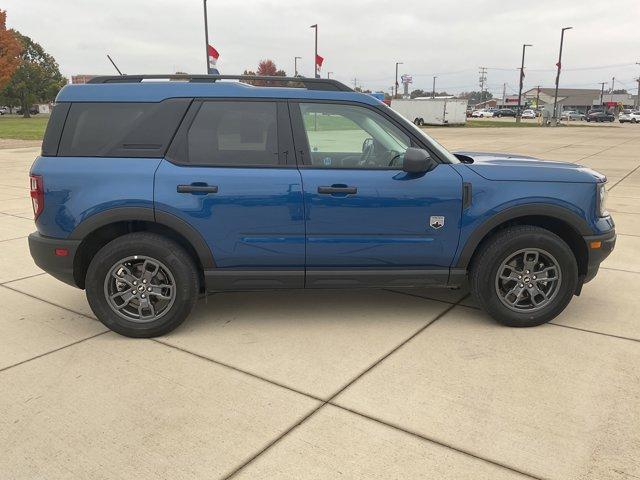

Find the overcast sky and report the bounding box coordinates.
[4,0,640,96]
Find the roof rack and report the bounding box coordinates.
[87,74,353,92]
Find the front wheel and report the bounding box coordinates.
[470,225,578,327]
[85,232,199,337]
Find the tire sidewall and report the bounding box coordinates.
[86,234,198,337]
[473,229,578,327]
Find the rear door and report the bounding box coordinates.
[155,99,305,289]
[290,101,463,287]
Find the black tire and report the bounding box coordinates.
[85,232,199,338]
[632,119,637,124]
[470,225,578,327]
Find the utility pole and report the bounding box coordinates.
[502,83,506,104]
[310,24,318,78]
[552,27,572,125]
[535,85,541,109]
[478,67,487,104]
[294,56,301,76]
[203,0,210,74]
[352,78,358,90]
[395,62,403,98]
[599,82,606,105]
[432,76,437,99]
[327,72,333,79]
[636,62,640,108]
[516,43,533,123]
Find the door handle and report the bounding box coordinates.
[317,185,357,195]
[177,184,219,194]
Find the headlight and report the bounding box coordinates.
[597,183,608,217]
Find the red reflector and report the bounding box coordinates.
[54,248,69,257]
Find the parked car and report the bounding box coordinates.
[0,106,8,115]
[16,105,39,115]
[586,111,615,122]
[29,74,616,337]
[521,109,536,119]
[471,109,494,118]
[560,110,585,121]
[491,109,516,118]
[619,110,640,123]
[587,107,604,115]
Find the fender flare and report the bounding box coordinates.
[69,206,215,269]
[455,203,592,269]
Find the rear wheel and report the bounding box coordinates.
[470,226,578,327]
[85,232,199,337]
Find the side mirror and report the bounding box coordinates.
[403,147,433,173]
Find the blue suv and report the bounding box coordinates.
[29,74,616,337]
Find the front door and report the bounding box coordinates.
[155,99,305,289]
[290,101,463,287]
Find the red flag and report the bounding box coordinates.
[315,54,324,68]
[208,44,219,67]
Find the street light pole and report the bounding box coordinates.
[432,76,437,98]
[203,0,210,74]
[516,43,532,123]
[310,24,318,78]
[599,82,606,106]
[395,62,403,98]
[552,27,572,125]
[294,56,301,76]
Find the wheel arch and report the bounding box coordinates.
[457,205,591,278]
[70,207,214,289]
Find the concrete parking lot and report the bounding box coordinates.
[1,125,639,479]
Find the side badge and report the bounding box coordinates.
[430,216,445,230]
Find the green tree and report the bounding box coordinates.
[1,31,66,117]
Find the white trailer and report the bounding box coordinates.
[390,98,468,126]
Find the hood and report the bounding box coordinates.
[454,151,606,183]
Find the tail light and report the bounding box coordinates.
[30,175,44,220]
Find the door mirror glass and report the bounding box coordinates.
[403,147,433,173]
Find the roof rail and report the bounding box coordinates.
[87,74,353,92]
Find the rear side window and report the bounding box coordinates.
[186,101,279,166]
[58,99,190,157]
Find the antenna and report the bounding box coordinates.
[107,55,124,75]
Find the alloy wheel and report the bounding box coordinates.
[494,248,562,312]
[104,255,176,322]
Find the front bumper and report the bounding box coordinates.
[28,232,82,288]
[582,229,616,285]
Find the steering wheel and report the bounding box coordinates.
[387,150,403,167]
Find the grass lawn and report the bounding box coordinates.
[0,115,49,140]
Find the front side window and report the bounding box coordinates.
[187,101,279,166]
[298,103,411,169]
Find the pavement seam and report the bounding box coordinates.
[610,162,640,191]
[221,298,468,479]
[548,322,640,343]
[0,234,29,243]
[0,283,96,320]
[151,339,325,402]
[0,272,46,285]
[0,330,109,374]
[325,404,547,480]
[600,266,640,275]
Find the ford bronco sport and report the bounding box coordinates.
[29,74,616,337]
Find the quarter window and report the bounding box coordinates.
[298,102,411,169]
[187,101,279,166]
